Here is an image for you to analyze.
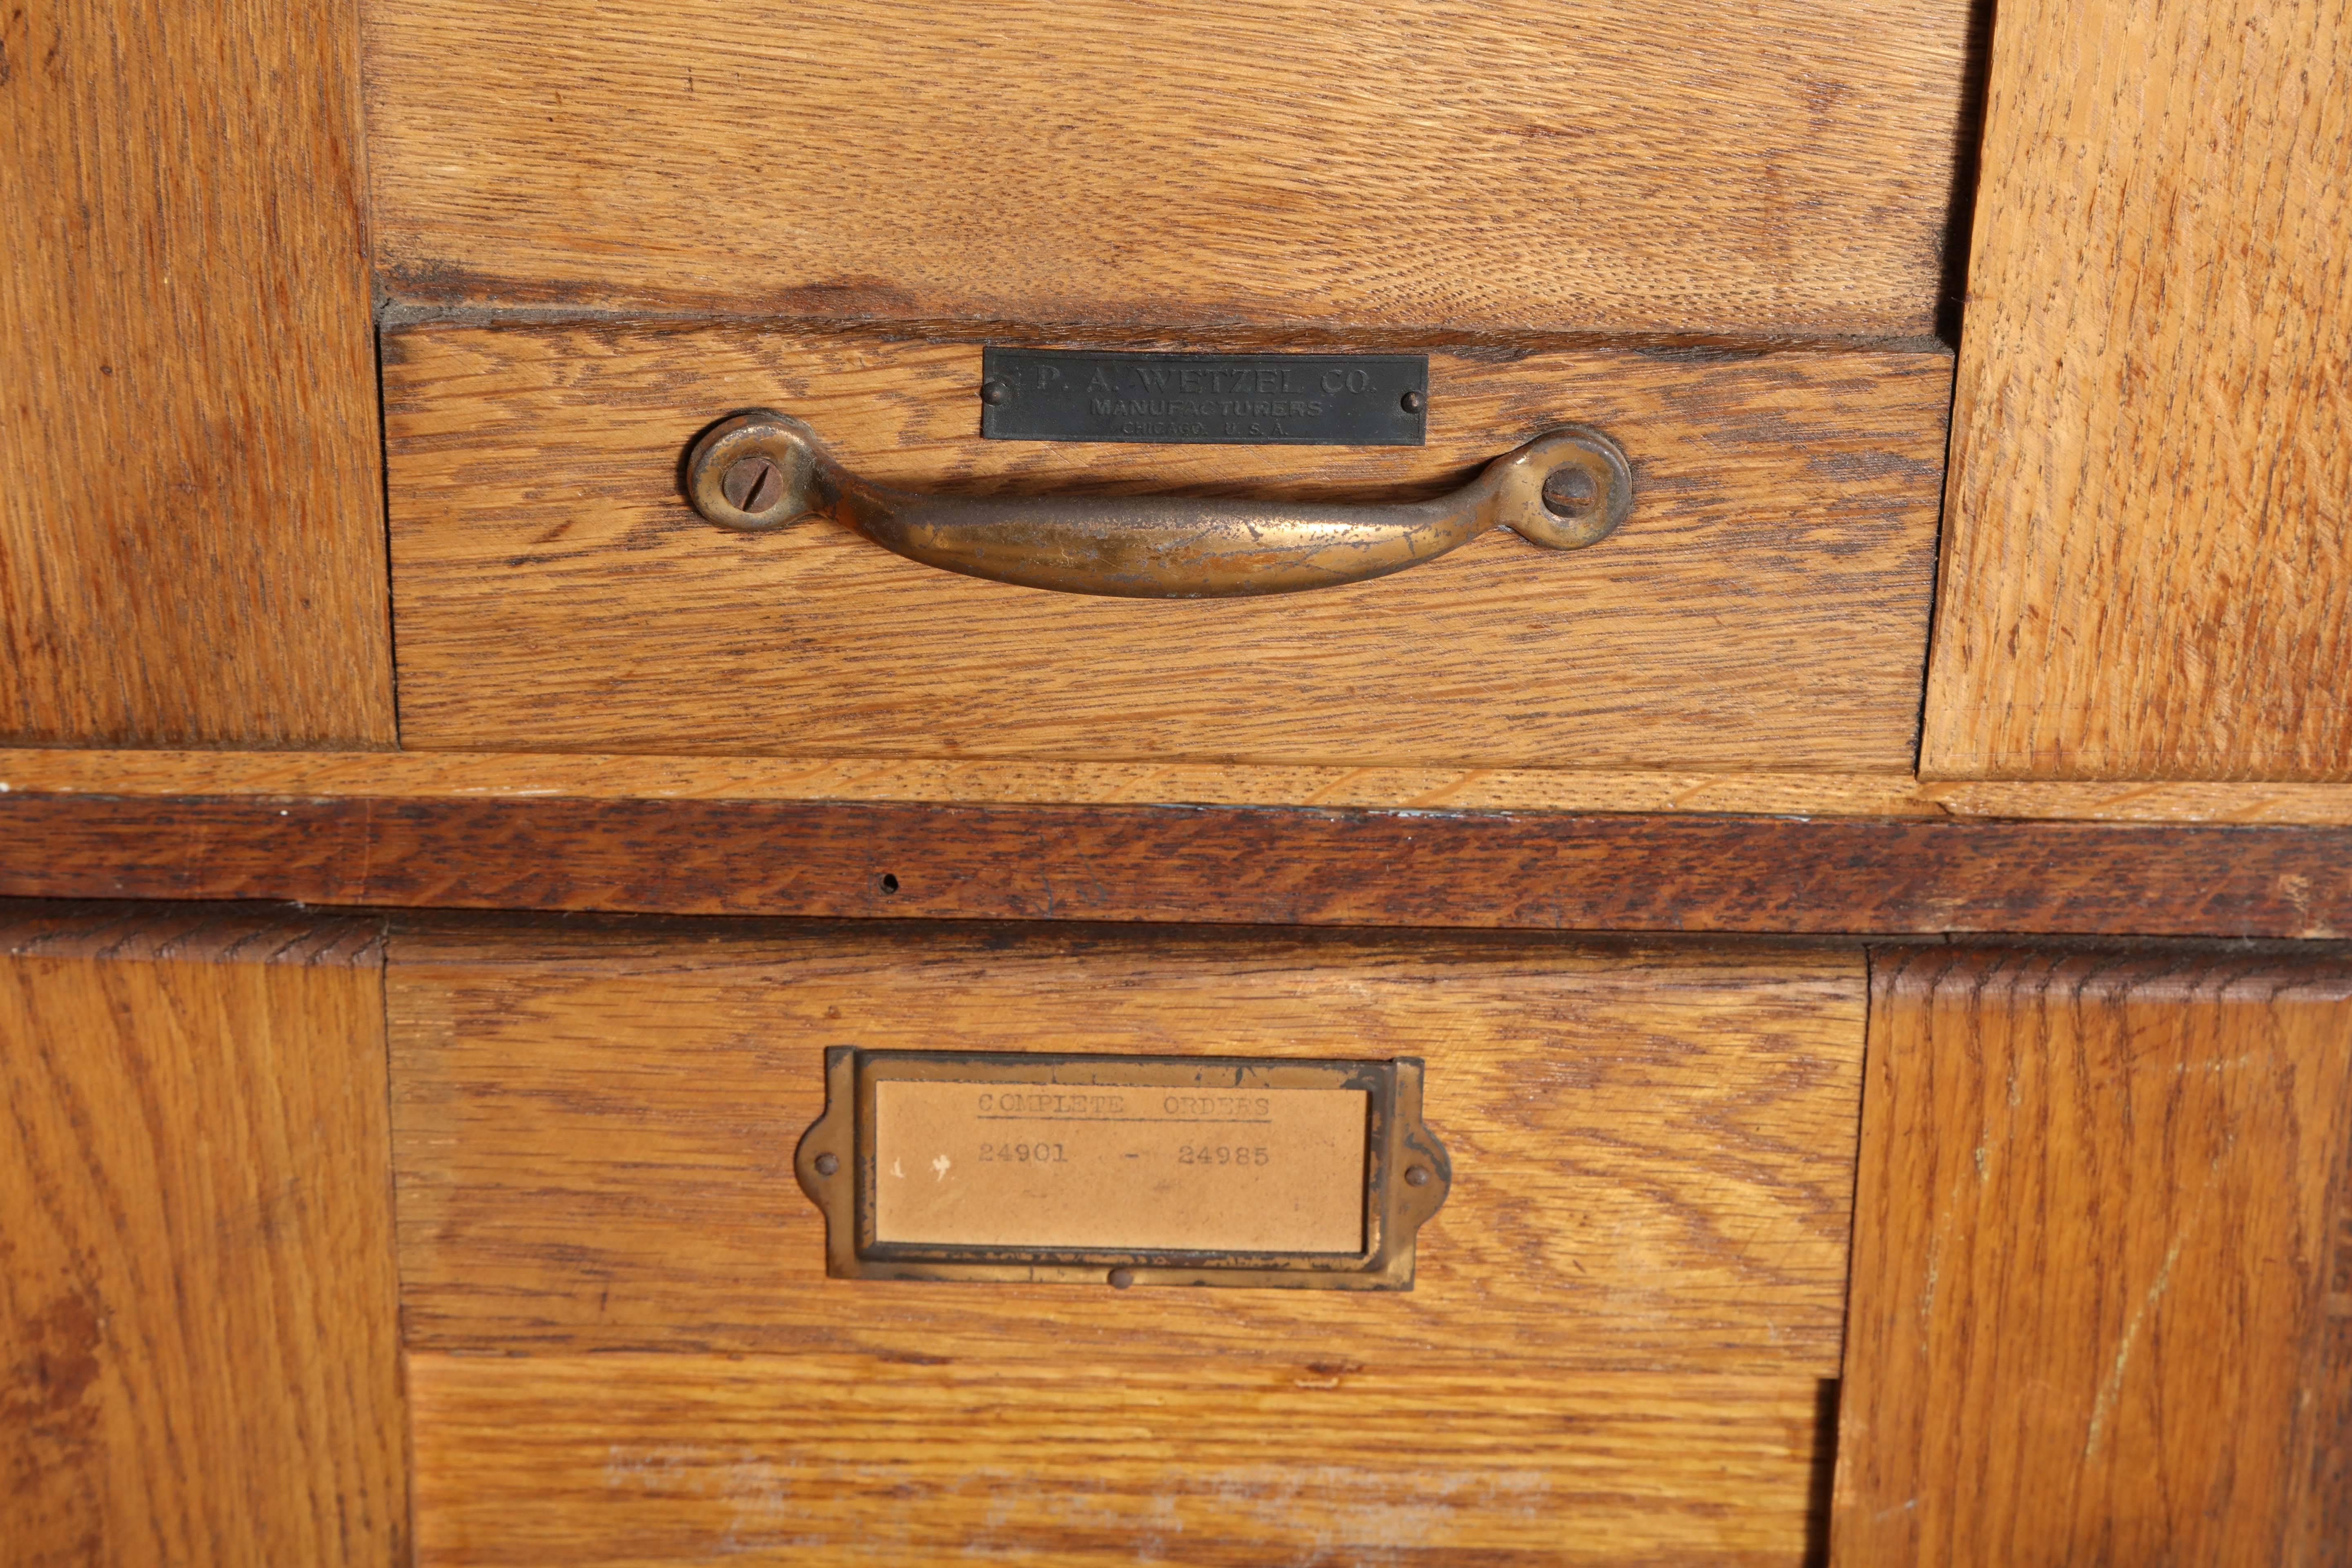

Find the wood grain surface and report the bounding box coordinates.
[1833,946,2352,1565]
[17,747,2352,823]
[395,922,1860,1563]
[409,1354,1835,1566]
[6,788,2352,938]
[0,904,406,1566]
[383,324,1950,770]
[1920,0,2352,780]
[362,0,1975,337]
[390,922,1865,1370]
[0,0,394,746]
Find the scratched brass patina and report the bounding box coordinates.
[686,408,1632,599]
[795,1050,1451,1290]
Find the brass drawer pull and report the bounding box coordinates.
[687,410,1632,599]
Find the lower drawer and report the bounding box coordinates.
[389,922,1866,1564]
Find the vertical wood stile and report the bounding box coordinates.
[0,0,394,746]
[1835,945,2352,1565]
[0,905,407,1566]
[1920,0,2351,780]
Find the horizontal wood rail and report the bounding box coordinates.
[7,751,2352,823]
[2,753,2349,936]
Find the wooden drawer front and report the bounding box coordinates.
[391,922,1865,1563]
[383,326,1949,768]
[361,1,1974,338]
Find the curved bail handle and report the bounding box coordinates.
[686,410,1632,599]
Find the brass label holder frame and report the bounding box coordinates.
[795,1049,1451,1290]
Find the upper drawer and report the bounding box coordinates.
[361,0,1978,337]
[383,325,1949,769]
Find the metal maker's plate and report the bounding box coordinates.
[796,1050,1451,1290]
[980,349,1428,446]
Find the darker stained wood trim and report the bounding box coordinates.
[1,793,2347,938]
